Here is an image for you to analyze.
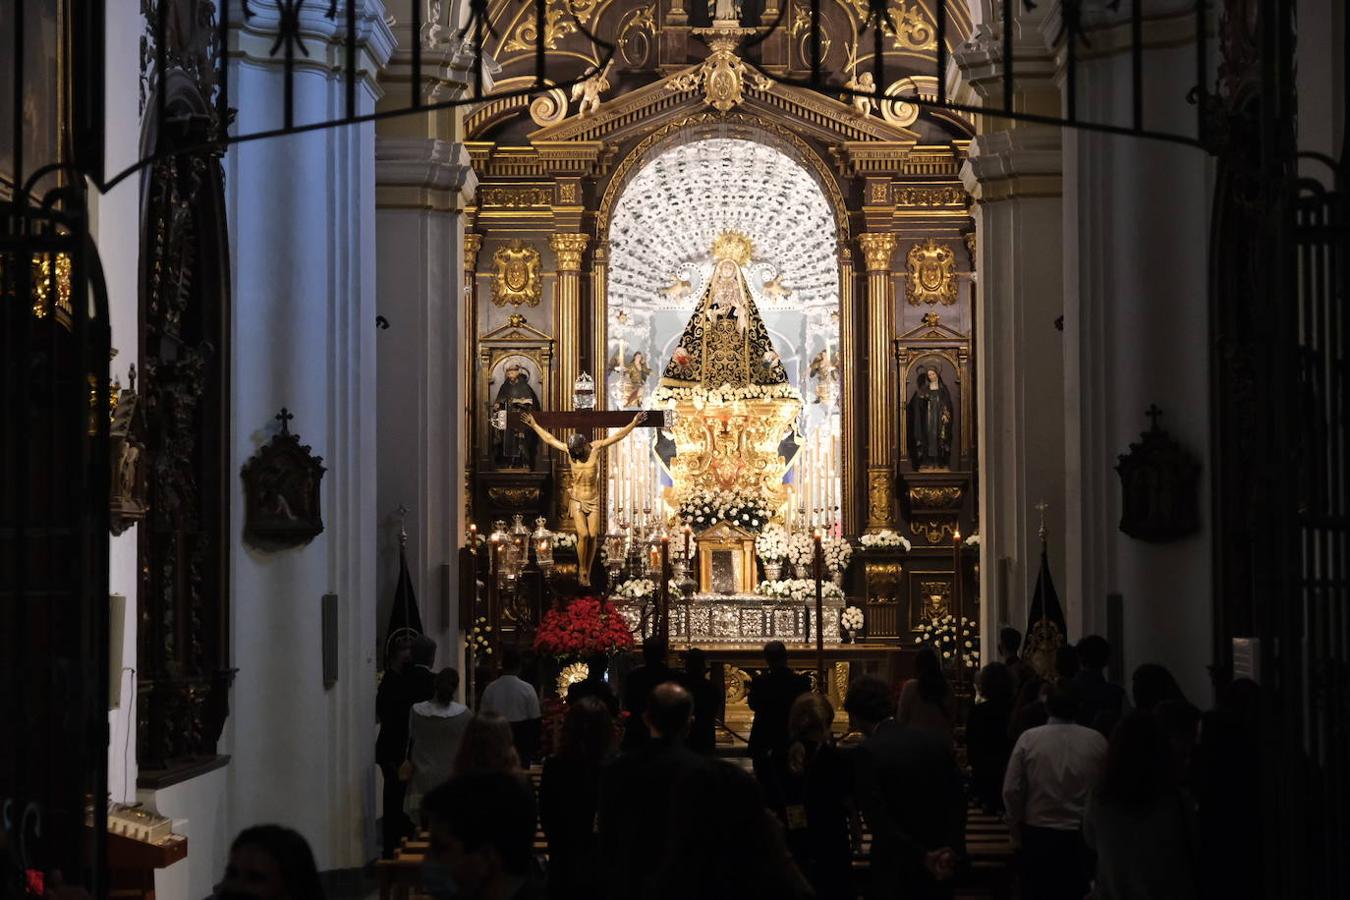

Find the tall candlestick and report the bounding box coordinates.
[813,529,825,692]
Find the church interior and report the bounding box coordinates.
[2,0,1347,898]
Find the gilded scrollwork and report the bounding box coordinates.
[502,0,577,53]
[488,486,542,506]
[909,485,962,510]
[618,5,656,66]
[789,6,832,68]
[905,239,957,305]
[858,233,897,272]
[868,468,893,526]
[529,88,570,127]
[667,31,774,112]
[843,0,937,51]
[918,580,951,618]
[895,186,966,207]
[491,241,544,307]
[909,518,956,544]
[549,233,590,271]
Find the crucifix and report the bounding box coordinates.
[515,409,669,586]
[1145,404,1164,431]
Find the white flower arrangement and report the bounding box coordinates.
[914,614,979,670]
[860,529,912,551]
[615,578,657,603]
[756,578,845,604]
[653,382,803,406]
[964,533,981,548]
[840,606,864,632]
[822,536,853,573]
[755,524,790,561]
[464,615,493,657]
[553,532,578,552]
[677,486,773,533]
[786,532,816,568]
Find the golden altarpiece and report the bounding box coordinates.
[463,0,979,646]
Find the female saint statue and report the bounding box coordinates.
[908,366,954,469]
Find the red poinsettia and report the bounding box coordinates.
[534,596,636,659]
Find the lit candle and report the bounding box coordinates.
[682,524,692,559]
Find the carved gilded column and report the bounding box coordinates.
[839,246,859,536]
[550,233,589,530]
[859,232,898,531]
[550,233,589,408]
[463,232,482,524]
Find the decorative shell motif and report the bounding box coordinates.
[905,239,957,306]
[491,241,543,307]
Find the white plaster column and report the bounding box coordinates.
[957,20,1068,654]
[375,139,476,660]
[219,0,394,880]
[1061,8,1215,701]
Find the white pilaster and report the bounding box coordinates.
[375,138,476,660]
[220,0,393,880]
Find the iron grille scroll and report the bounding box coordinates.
[86,0,1221,199]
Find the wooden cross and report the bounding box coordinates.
[1145,404,1163,431]
[276,407,295,434]
[507,409,669,432]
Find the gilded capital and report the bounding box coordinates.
[858,233,898,272]
[463,233,483,271]
[549,233,590,271]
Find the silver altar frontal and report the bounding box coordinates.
[619,593,843,645]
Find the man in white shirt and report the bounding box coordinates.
[480,647,542,766]
[1003,684,1108,900]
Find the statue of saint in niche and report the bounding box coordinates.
[908,366,954,469]
[618,351,652,408]
[492,361,541,469]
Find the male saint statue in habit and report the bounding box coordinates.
[522,411,648,585]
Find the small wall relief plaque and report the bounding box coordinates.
[1115,405,1201,542]
[242,408,326,549]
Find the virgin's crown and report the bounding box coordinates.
[711,231,754,266]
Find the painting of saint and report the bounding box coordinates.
[491,359,542,469]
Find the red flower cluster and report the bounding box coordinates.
[533,596,636,659]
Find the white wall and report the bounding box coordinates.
[97,0,144,807]
[1063,16,1215,704]
[220,1,392,874]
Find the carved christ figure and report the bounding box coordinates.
[522,411,648,585]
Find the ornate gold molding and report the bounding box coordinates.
[964,231,976,258]
[842,0,937,50]
[867,468,894,529]
[479,186,554,208]
[909,485,963,510]
[549,233,590,271]
[666,29,774,113]
[858,233,898,272]
[918,580,951,618]
[910,519,957,544]
[488,486,542,506]
[463,233,483,272]
[491,240,543,307]
[894,185,967,207]
[904,239,957,306]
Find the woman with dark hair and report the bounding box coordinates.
[763,693,856,900]
[403,668,471,820]
[966,662,1016,812]
[897,646,957,742]
[216,825,324,900]
[1084,711,1198,900]
[540,696,615,899]
[453,711,521,776]
[1132,664,1187,713]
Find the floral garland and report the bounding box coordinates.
[464,616,493,657]
[755,524,790,561]
[677,487,773,532]
[860,529,912,551]
[653,382,803,406]
[756,578,845,604]
[614,578,657,603]
[841,605,864,633]
[914,614,979,669]
[534,597,637,659]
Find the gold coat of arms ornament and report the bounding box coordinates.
[905,238,957,305]
[491,240,543,307]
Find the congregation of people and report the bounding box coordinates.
[216,628,1263,900]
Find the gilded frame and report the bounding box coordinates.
[896,336,972,471]
[477,319,556,469]
[695,522,758,594]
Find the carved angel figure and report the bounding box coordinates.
[761,274,792,300]
[663,277,693,301]
[571,61,614,117]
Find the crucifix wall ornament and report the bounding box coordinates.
[490,240,543,307]
[1115,405,1201,542]
[905,239,957,306]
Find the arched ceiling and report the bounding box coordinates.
[608,138,838,316]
